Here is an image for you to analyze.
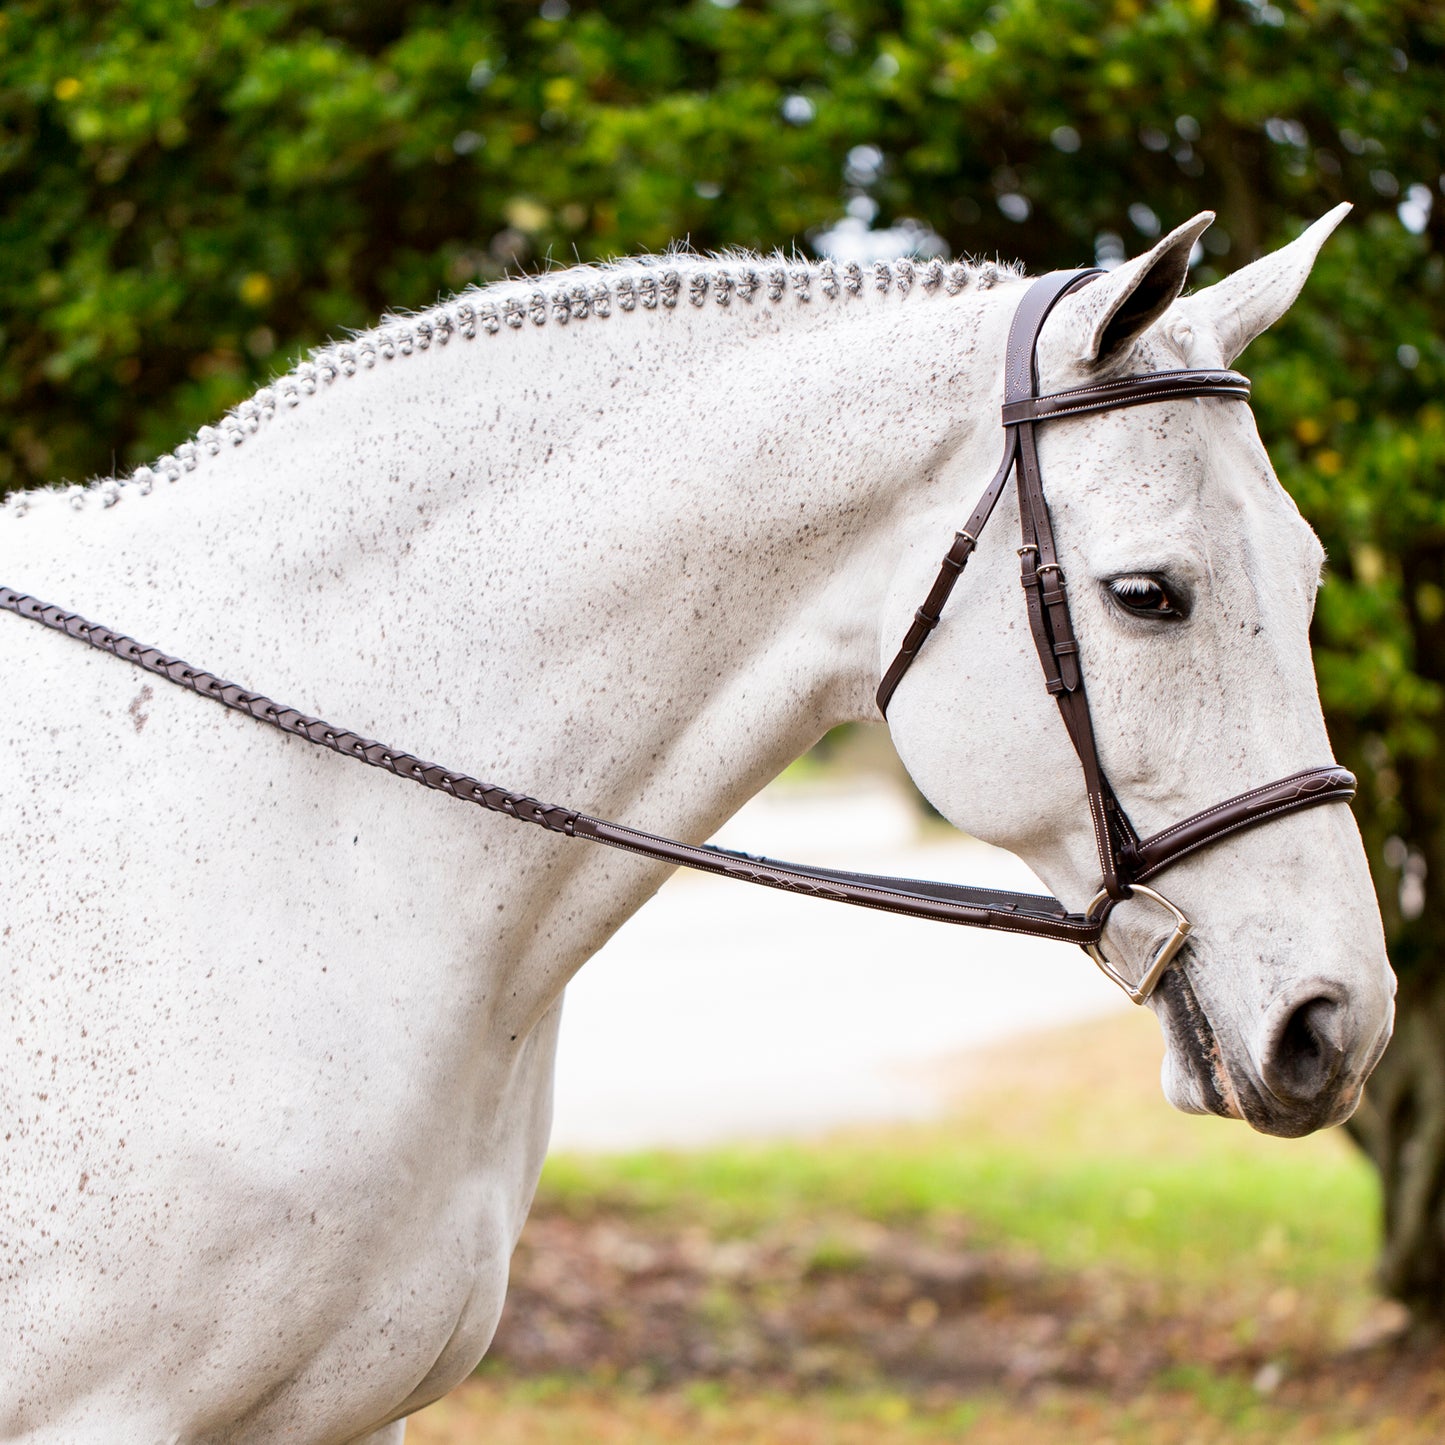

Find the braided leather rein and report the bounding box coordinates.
[1,270,1359,1001]
[0,583,1105,946]
[0,586,584,835]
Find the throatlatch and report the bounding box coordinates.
[0,271,1356,1004]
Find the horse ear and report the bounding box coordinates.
[1057,211,1215,365]
[1177,204,1351,365]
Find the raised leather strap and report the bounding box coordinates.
[874,431,1017,715]
[1125,765,1356,883]
[1002,368,1251,426]
[573,817,1102,944]
[875,269,1098,717]
[1001,270,1101,405]
[1007,273,1132,894]
[0,588,586,835]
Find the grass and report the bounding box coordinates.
[539,1010,1378,1306]
[539,1134,1374,1287]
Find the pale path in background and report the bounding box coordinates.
[553,779,1130,1151]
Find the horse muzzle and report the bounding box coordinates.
[1152,959,1394,1138]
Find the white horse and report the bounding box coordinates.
[0,207,1393,1441]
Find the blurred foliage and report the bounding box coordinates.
[2,0,1443,1280]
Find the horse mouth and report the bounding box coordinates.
[1153,959,1240,1121]
[1152,955,1370,1138]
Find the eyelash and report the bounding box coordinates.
[1107,575,1185,619]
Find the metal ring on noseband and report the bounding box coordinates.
[1085,885,1193,1005]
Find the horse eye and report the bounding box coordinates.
[1108,574,1184,619]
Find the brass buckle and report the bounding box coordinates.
[1084,884,1192,1005]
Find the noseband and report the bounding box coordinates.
[1,270,1354,1004]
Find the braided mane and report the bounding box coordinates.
[4,250,1021,518]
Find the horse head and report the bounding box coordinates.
[885,208,1395,1137]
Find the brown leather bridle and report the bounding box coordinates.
[873,267,1354,999]
[1,268,1355,1004]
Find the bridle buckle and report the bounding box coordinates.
[1085,884,1192,1005]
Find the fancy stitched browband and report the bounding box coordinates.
[0,269,1356,1004]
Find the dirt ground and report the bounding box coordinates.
[488,1198,1434,1399]
[406,1193,1442,1442]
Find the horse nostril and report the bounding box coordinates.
[1262,993,1349,1105]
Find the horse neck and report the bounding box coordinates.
[8,269,1010,847]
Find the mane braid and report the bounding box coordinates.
[2,251,1021,519]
